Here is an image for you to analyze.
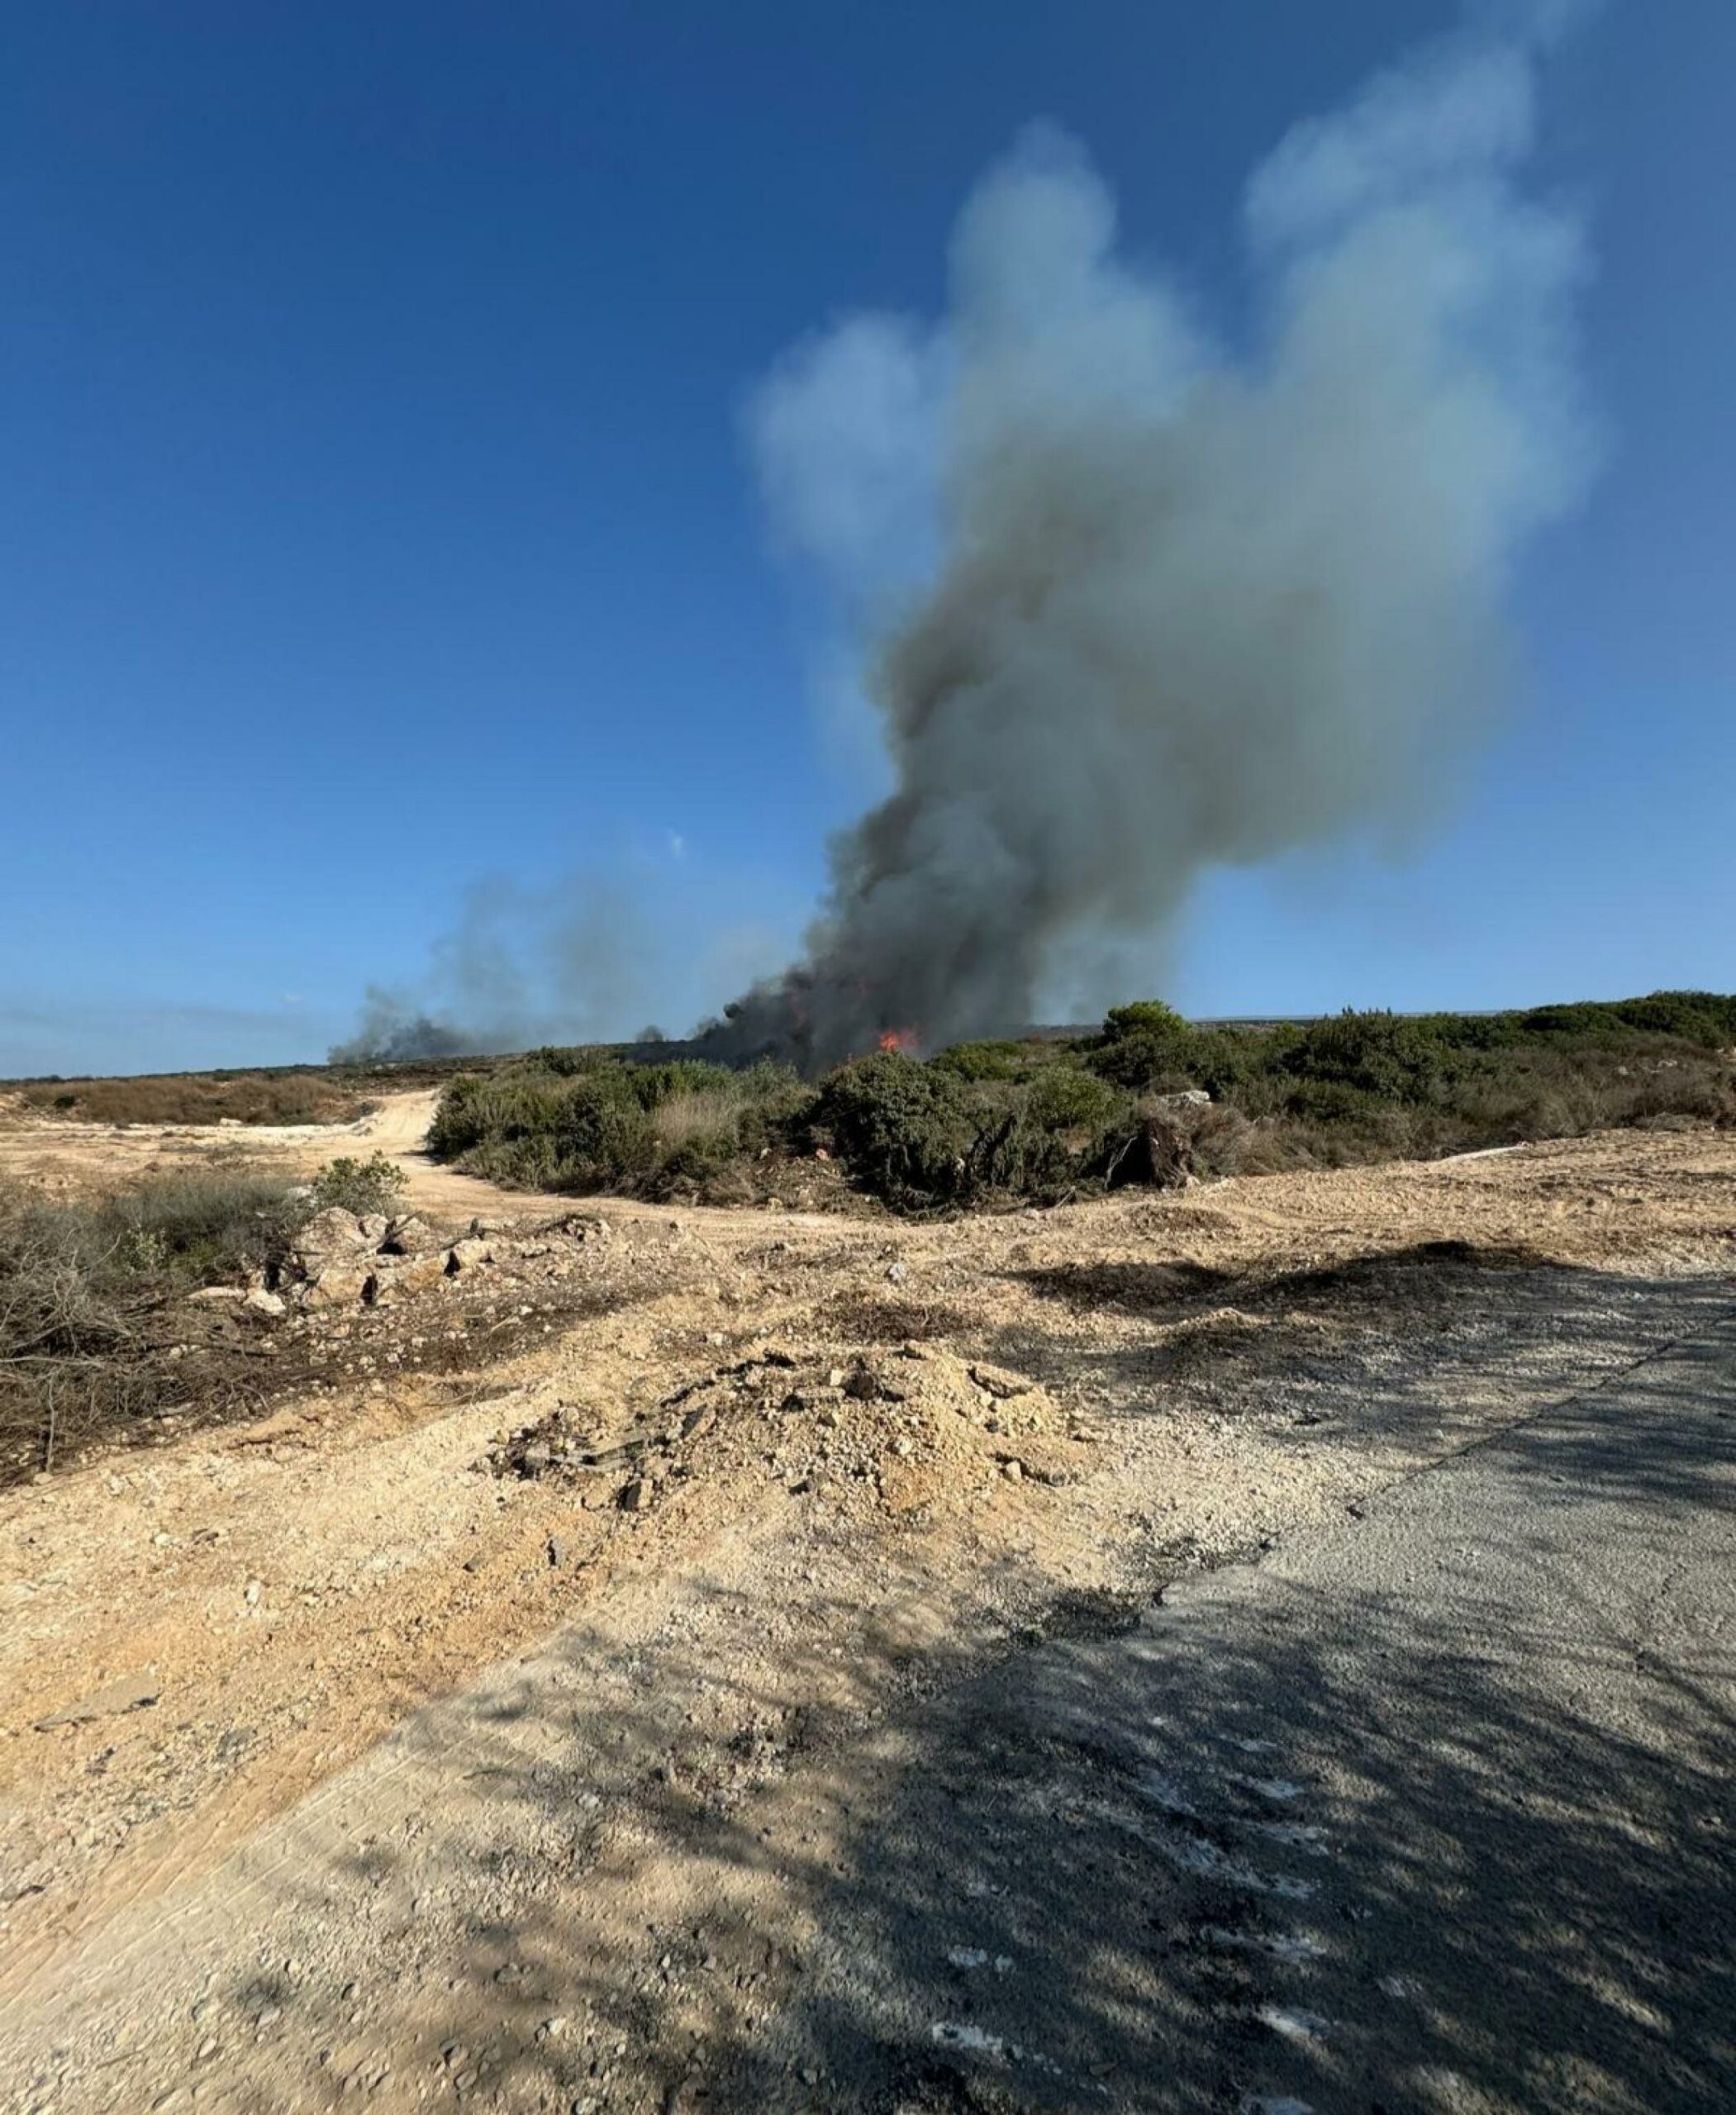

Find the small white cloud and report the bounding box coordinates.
[666,831,687,861]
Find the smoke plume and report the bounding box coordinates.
[329,874,659,1062]
[705,20,1593,1069]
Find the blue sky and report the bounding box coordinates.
[1,1,1730,1076]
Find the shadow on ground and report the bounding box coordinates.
[23,1266,1734,2115]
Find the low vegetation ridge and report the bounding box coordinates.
[7,1056,481,1128]
[428,991,1736,1211]
[2,991,1731,1485]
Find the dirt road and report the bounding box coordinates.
[1,1109,1733,2110]
[0,1086,520,1216]
[747,1309,1736,2114]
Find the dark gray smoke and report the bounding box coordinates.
[704,20,1593,1070]
[328,991,488,1064]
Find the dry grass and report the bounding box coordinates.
[0,1171,310,1481]
[19,1071,377,1128]
[650,1089,741,1152]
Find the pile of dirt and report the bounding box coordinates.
[480,1340,1096,1532]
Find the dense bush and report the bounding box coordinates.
[1275,1011,1448,1103]
[430,1053,811,1200]
[426,992,1736,1214]
[930,1039,1037,1082]
[809,1054,982,1210]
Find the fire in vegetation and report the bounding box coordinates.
[419,994,1736,1216]
[690,21,1594,1075]
[340,20,1593,1073]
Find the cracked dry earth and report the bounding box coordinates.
[1,1101,1733,2113]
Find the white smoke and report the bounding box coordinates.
[707,18,1594,1068]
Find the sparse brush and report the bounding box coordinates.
[0,1168,310,1480]
[21,1072,373,1128]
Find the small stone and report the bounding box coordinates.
[885,1262,907,1284]
[618,1480,651,1512]
[1001,1458,1024,1483]
[197,2036,219,2060]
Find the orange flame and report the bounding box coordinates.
[878,1026,922,1054]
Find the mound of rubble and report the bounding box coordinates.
[480,1343,1102,1526]
[271,1206,610,1311]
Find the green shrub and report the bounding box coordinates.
[427,1053,815,1200]
[811,1054,982,1210]
[518,1044,608,1077]
[1089,1000,1200,1089]
[1277,1011,1448,1105]
[307,1152,408,1219]
[1021,1064,1125,1133]
[545,1070,656,1185]
[930,1039,1032,1082]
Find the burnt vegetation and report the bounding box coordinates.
[426,991,1736,1213]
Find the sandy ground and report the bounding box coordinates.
[1,1096,1732,2109]
[0,1088,521,1218]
